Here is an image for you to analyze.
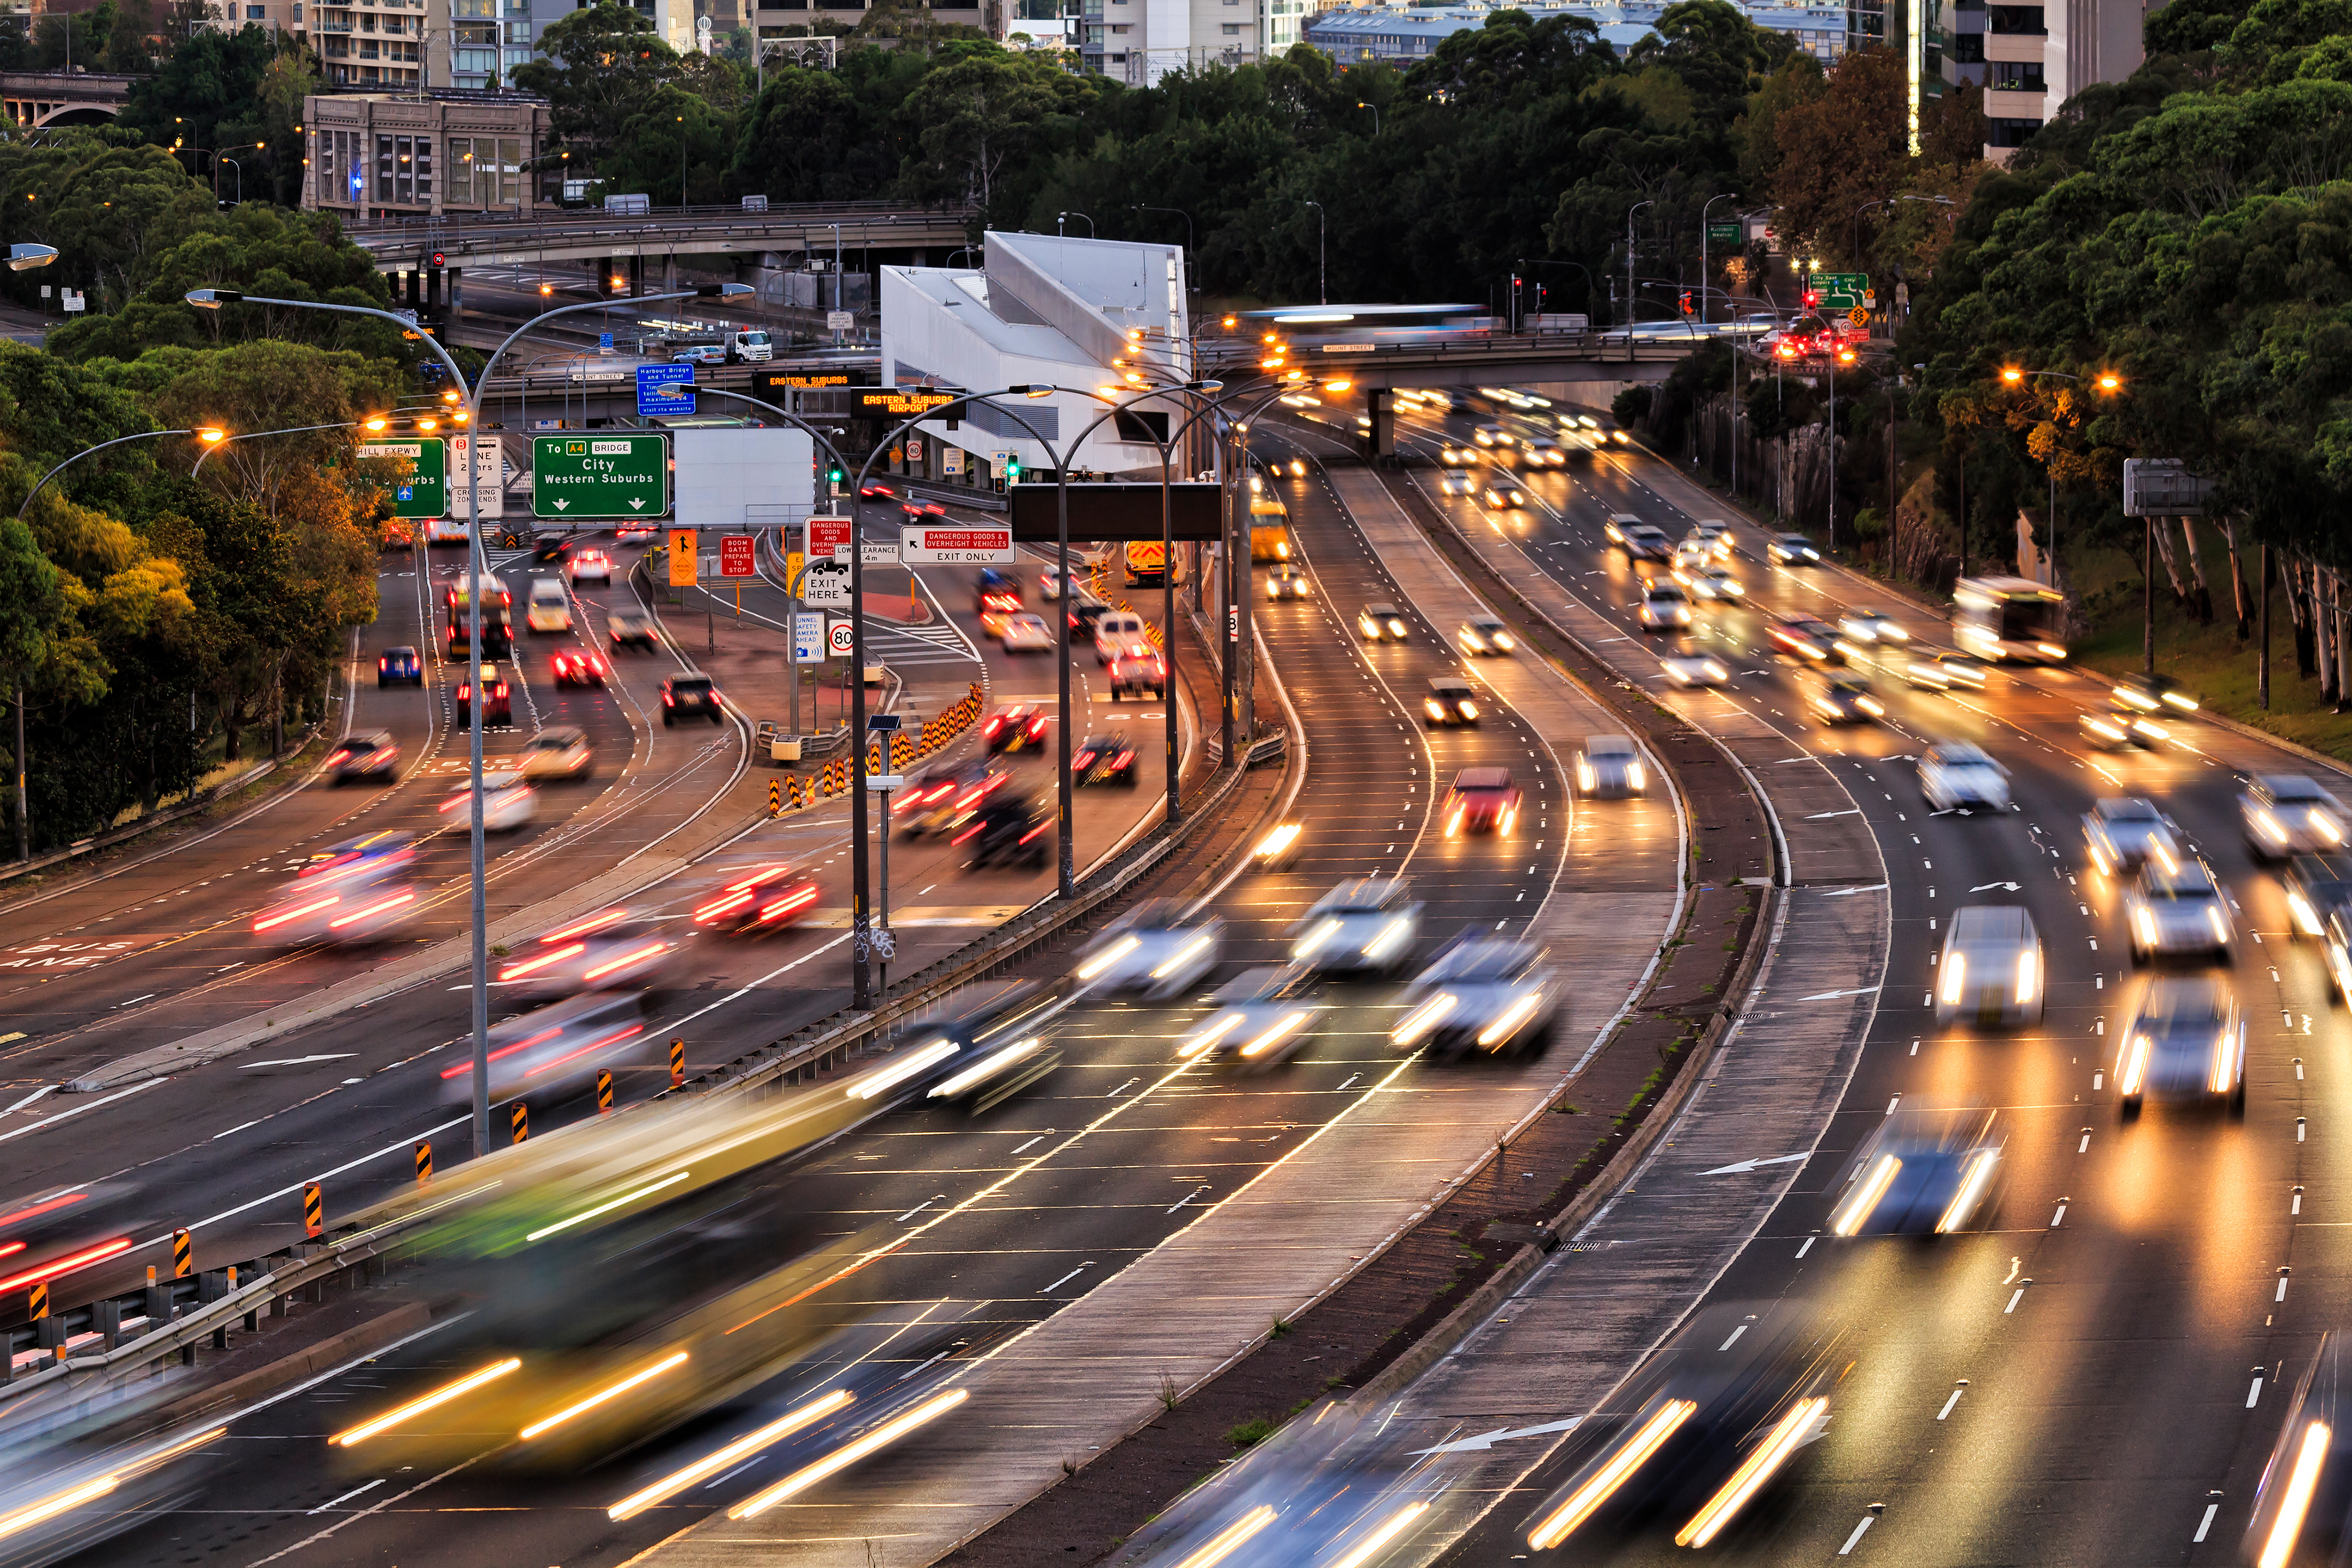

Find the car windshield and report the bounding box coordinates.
[2140,979,2227,1028]
[2268,777,2333,803]
[1588,737,1634,758]
[672,678,712,694]
[1648,586,1687,602]
[2145,865,2218,899]
[530,734,572,751]
[2102,800,2161,822]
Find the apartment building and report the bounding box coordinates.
[1939,0,2142,157]
[1302,0,1847,64]
[1080,0,1253,80]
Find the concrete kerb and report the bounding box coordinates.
[1344,880,1786,1412]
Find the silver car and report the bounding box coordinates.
[1174,967,1320,1067]
[494,908,676,1001]
[2117,976,2245,1116]
[2243,774,2349,862]
[1457,616,1515,656]
[1919,743,2010,813]
[1638,583,1692,632]
[2081,797,2178,879]
[1829,1106,2006,1237]
[1073,901,1223,999]
[2126,857,2234,964]
[1935,904,2043,1027]
[1575,734,1646,798]
[1390,937,1556,1058]
[1289,876,1421,976]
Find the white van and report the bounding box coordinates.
[526,576,571,634]
[1093,610,1153,665]
[732,329,774,363]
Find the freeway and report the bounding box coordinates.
[1122,395,2346,1567]
[27,426,1693,1568]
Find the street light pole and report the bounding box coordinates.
[1304,200,1325,306]
[185,281,750,1158]
[1700,192,1736,327]
[1625,199,1653,363]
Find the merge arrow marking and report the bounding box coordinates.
[1409,1417,1581,1456]
[1968,881,2022,892]
[1699,1152,1811,1177]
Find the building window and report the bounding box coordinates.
[1987,4,2043,29]
[504,45,531,67]
[1220,20,1238,29]
[375,133,431,203]
[1987,114,2042,145]
[1991,56,2039,86]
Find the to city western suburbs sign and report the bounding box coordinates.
[531,434,670,518]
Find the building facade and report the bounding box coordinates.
[302,91,550,217]
[1938,0,2144,158]
[1302,0,1848,64]
[1078,0,1254,79]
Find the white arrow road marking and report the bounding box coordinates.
[1821,884,1889,898]
[1806,809,1861,819]
[1698,1153,1812,1177]
[1968,881,2022,893]
[1410,1417,1581,1456]
[1798,986,1882,1002]
[238,1054,359,1069]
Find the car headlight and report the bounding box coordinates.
[2119,1033,2151,1094]
[1362,917,1411,961]
[2207,905,2231,943]
[1940,951,1966,1007]
[2290,891,2321,936]
[1458,701,1478,719]
[2314,810,2343,844]
[2133,906,2159,949]
[1857,697,1884,717]
[2015,947,2038,1006]
[2210,1028,2236,1094]
[1426,699,1446,719]
[1831,1154,1901,1236]
[1388,619,1407,636]
[2257,810,2288,842]
[1392,992,1458,1047]
[1494,633,1514,650]
[1627,762,1646,792]
[1577,761,1596,792]
[1294,918,1340,959]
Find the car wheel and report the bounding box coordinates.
[2231,1082,2247,1117]
[663,715,674,728]
[1110,689,1121,703]
[2121,1095,2142,1121]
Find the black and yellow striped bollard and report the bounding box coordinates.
[595,1068,615,1113]
[416,1140,433,1184]
[510,1101,528,1144]
[303,1182,323,1240]
[27,1281,45,1321]
[172,1228,192,1278]
[769,778,781,817]
[670,1037,686,1087]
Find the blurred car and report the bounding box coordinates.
[894,762,1008,839]
[377,645,423,687]
[609,613,660,653]
[567,550,613,585]
[1828,1106,2006,1236]
[1520,1301,1840,1554]
[550,648,607,688]
[1250,821,1305,872]
[1604,516,1674,562]
[1768,614,1844,664]
[999,612,1054,653]
[2284,854,2352,939]
[915,983,1063,1110]
[2244,774,2350,861]
[858,480,897,501]
[2126,855,2234,964]
[2325,906,2352,1000]
[1690,520,1736,557]
[1766,532,1823,565]
[1358,603,1410,641]
[899,499,948,521]
[531,533,573,564]
[1524,439,1568,467]
[1905,651,1988,691]
[614,523,655,546]
[1037,564,1066,600]
[1174,967,1319,1066]
[1919,742,2009,812]
[1444,766,1521,836]
[1073,732,1139,787]
[1423,677,1481,727]
[1935,904,2044,1027]
[1838,608,1909,645]
[1458,616,1514,655]
[1472,422,1514,448]
[436,987,650,1104]
[1481,475,1528,509]
[1575,734,1646,798]
[1065,592,1115,637]
[1391,937,1555,1058]
[1074,901,1222,998]
[1808,674,1884,724]
[959,788,1053,870]
[1680,564,1745,601]
[526,584,573,634]
[1638,583,1693,632]
[1661,646,1730,687]
[2079,708,2170,750]
[1674,540,1713,572]
[1437,470,1478,497]
[2241,1329,2352,1567]
[984,703,1050,755]
[2116,976,2245,1116]
[443,770,537,832]
[975,568,1022,617]
[660,673,725,726]
[1437,441,1477,466]
[497,909,675,999]
[2113,671,2198,715]
[1266,564,1311,600]
[249,832,419,943]
[1289,875,1421,976]
[454,664,512,727]
[328,729,399,784]
[1092,610,1155,665]
[518,724,593,781]
[691,863,822,933]
[976,607,1017,641]
[671,343,725,366]
[2081,797,2180,879]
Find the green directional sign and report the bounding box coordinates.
[531,433,670,520]
[1817,271,1870,310]
[359,439,447,518]
[1706,221,1742,246]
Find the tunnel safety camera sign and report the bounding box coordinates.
[532,434,670,518]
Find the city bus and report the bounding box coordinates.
[1953,576,2068,663]
[1125,539,1167,587]
[1249,493,1294,563]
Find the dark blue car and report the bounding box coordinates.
[377,645,423,687]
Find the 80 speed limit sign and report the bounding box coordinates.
[827,618,856,658]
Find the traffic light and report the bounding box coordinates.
[1679,290,1693,315]
[825,460,845,492]
[1802,289,1819,309]
[1004,453,1021,481]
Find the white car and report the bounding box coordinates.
[999,612,1054,653]
[517,724,593,781]
[1672,540,1712,572]
[2243,774,2349,861]
[525,582,571,633]
[1838,608,1910,644]
[1074,902,1224,1000]
[2125,857,2234,963]
[1358,603,1409,641]
[1436,471,1477,497]
[1457,616,1514,656]
[1906,652,1988,691]
[444,770,537,832]
[1637,584,1692,632]
[1174,967,1319,1067]
[2081,797,2178,878]
[1289,877,1421,976]
[1935,905,2043,1027]
[1691,520,1735,557]
[1660,647,1730,687]
[1390,937,1555,1059]
[1920,743,2010,813]
[248,834,420,944]
[1039,566,1065,601]
[1679,564,1744,601]
[568,550,613,584]
[1093,610,1155,665]
[494,909,675,1001]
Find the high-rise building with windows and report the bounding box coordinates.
[1936,0,2143,159]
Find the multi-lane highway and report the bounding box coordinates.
[1112,392,2346,1567]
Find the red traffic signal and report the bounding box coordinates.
[430,250,446,268]
[1679,290,1693,315]
[1802,289,1819,309]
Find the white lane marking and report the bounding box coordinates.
[238,1054,359,1070]
[1698,1153,1809,1177]
[1409,1417,1581,1457]
[307,1479,386,1515]
[1936,1388,1964,1421]
[1717,1324,1747,1352]
[1039,1263,1091,1295]
[1010,1135,1046,1154]
[2194,1502,2219,1542]
[1166,1184,1211,1215]
[0,1078,165,1146]
[149,1112,474,1252]
[212,1119,263,1141]
[2247,1374,2264,1408]
[896,1196,945,1223]
[1799,986,1881,1002]
[1838,1516,1875,1555]
[2,1085,53,1114]
[1795,1235,1816,1258]
[2051,1203,2067,1227]
[2005,1287,2026,1315]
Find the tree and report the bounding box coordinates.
[146,341,404,515]
[901,50,1067,212]
[511,4,683,163]
[1769,47,1909,265]
[118,26,281,162]
[599,85,737,205]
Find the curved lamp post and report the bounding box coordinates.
[185,280,753,1160]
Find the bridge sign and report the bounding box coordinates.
[532,434,669,519]
[359,438,446,518]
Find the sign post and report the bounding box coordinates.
[808,515,851,562]
[1817,271,1870,312]
[532,434,670,519]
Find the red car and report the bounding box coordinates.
[550,648,608,688]
[1444,766,1522,837]
[693,864,822,933]
[859,481,897,501]
[984,703,1051,755]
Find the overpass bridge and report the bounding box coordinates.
[347,200,977,276]
[1,71,135,128]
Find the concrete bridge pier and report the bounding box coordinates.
[1364,386,1396,460]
